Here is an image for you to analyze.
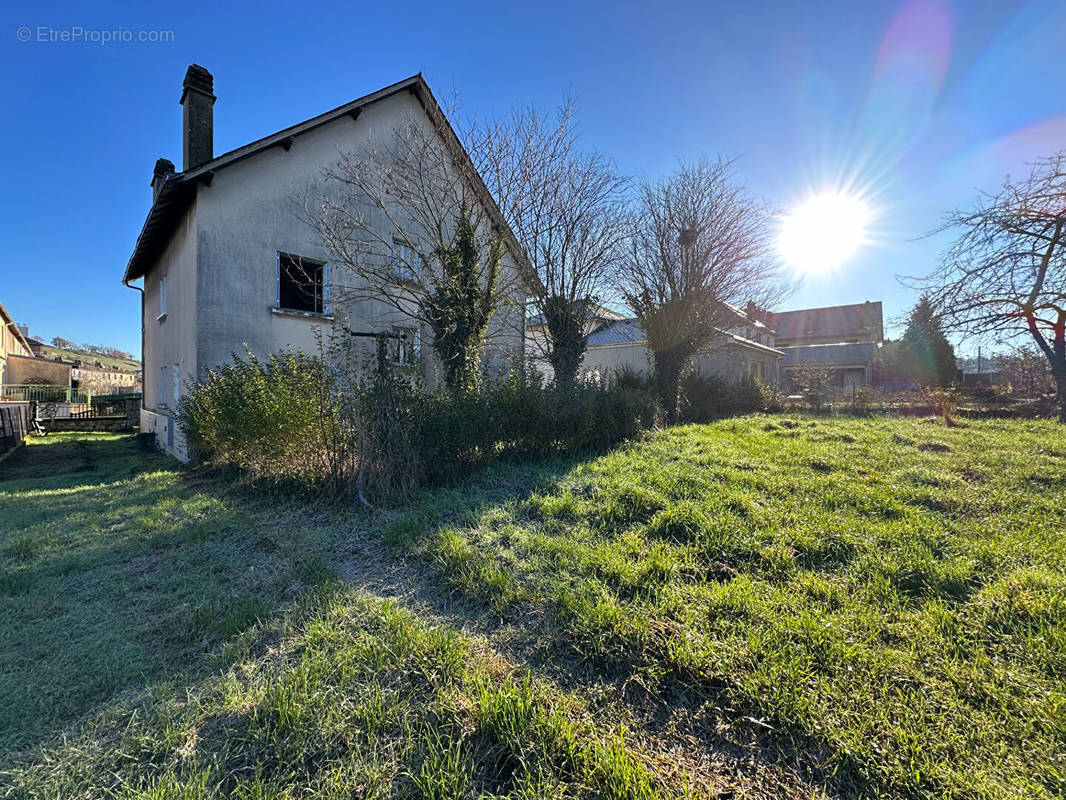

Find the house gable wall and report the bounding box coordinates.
[192,89,524,384]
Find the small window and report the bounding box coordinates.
[390,326,420,366]
[277,253,328,314]
[391,239,418,283]
[172,364,180,405]
[159,365,168,407]
[158,274,167,319]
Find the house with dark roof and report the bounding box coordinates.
[580,304,784,383]
[766,301,883,388]
[124,66,528,459]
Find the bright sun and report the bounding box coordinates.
[779,192,870,274]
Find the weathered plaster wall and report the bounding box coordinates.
[141,407,189,461]
[143,203,198,412]
[5,354,70,385]
[581,340,782,384]
[581,344,651,379]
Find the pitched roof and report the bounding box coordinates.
[780,342,878,365]
[586,318,646,347]
[124,74,531,285]
[586,315,783,357]
[768,301,883,341]
[527,303,626,328]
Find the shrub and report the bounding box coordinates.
[410,366,659,484]
[921,386,958,427]
[176,349,357,491]
[179,352,660,504]
[613,363,652,391]
[680,373,767,422]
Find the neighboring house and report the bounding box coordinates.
[124,66,528,460]
[581,304,784,383]
[25,337,142,395]
[71,365,142,395]
[0,301,33,388]
[525,303,627,378]
[767,301,883,389]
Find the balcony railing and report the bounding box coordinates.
[0,384,90,403]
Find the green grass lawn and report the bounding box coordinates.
[0,434,338,760]
[1,419,1064,799]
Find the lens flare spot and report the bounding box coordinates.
[779,193,870,274]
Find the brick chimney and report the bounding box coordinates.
[151,157,175,202]
[180,64,215,171]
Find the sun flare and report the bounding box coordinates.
[779,192,870,274]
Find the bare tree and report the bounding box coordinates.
[314,106,526,390]
[993,345,1055,397]
[468,101,630,385]
[913,152,1066,420]
[620,158,787,420]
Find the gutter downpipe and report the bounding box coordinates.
[122,276,146,416]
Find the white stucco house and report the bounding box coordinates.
[580,303,784,383]
[124,66,528,459]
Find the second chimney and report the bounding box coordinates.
[152,158,175,202]
[181,64,215,171]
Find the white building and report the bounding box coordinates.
[124,67,528,459]
[580,304,784,383]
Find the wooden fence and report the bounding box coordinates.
[0,403,31,457]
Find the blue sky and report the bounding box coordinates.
[2,0,1064,356]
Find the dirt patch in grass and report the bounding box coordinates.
[917,441,951,453]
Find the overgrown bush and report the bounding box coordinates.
[410,366,659,484]
[178,350,659,504]
[177,349,357,492]
[680,373,768,422]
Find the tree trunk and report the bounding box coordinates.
[1057,373,1066,423]
[543,297,588,388]
[547,342,585,388]
[652,344,692,424]
[1053,314,1066,423]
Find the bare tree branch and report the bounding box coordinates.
[311,110,522,388]
[908,151,1066,419]
[467,99,631,383]
[619,157,790,418]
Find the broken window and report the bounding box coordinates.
[277,253,328,314]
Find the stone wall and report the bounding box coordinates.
[47,416,131,433]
